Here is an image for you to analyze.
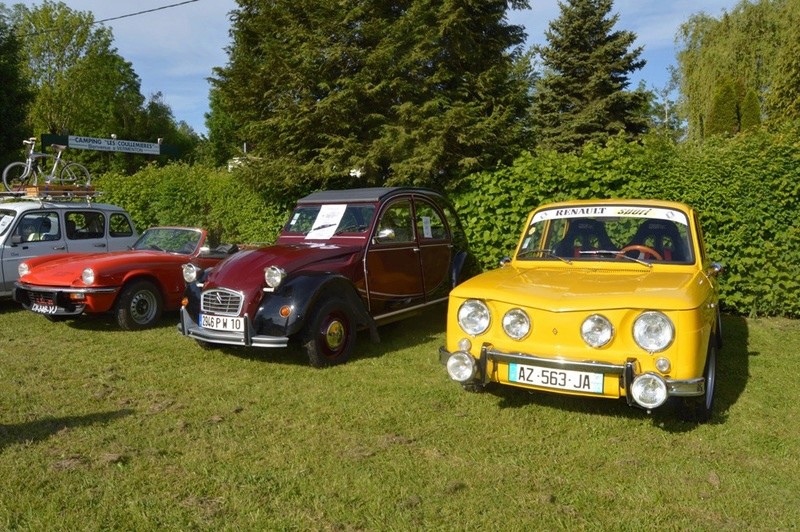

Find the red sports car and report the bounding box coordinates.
[13,227,238,329]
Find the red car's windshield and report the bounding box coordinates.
[132,228,202,254]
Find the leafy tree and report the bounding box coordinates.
[531,0,648,152]
[210,0,532,197]
[675,1,797,138]
[8,1,198,173]
[739,88,761,131]
[0,8,32,167]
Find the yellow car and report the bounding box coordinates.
[439,199,723,422]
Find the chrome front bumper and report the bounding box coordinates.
[179,307,289,348]
[439,344,705,399]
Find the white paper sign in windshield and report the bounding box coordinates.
[305,204,347,240]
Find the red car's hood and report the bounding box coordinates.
[205,242,362,293]
[21,250,183,286]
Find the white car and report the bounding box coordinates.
[0,198,138,297]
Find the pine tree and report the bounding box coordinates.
[210,0,532,196]
[532,0,648,153]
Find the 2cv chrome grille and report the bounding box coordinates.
[201,289,244,316]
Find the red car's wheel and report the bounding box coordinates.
[115,280,163,330]
[302,298,355,368]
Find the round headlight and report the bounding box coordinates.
[502,308,531,340]
[182,263,201,283]
[457,299,490,336]
[633,311,675,352]
[18,263,30,278]
[581,314,614,348]
[81,268,95,285]
[264,265,286,288]
[446,352,477,382]
[630,373,668,409]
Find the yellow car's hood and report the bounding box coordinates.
[452,265,711,312]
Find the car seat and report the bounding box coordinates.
[629,219,688,261]
[554,219,615,257]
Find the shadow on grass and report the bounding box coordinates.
[213,304,449,367]
[0,409,134,451]
[481,314,750,432]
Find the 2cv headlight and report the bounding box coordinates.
[264,265,286,288]
[182,263,202,283]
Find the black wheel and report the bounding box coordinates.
[301,298,356,367]
[715,309,723,350]
[59,162,91,187]
[3,161,30,191]
[115,280,162,330]
[678,339,717,423]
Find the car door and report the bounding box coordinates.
[0,210,67,294]
[412,197,452,303]
[365,198,425,316]
[63,208,122,253]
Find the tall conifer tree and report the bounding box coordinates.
[211,0,532,194]
[532,0,648,152]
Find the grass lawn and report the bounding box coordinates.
[1,300,798,529]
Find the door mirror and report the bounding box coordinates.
[375,228,395,242]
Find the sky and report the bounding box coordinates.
[14,0,740,136]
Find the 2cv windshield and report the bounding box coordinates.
[283,204,377,239]
[517,205,694,264]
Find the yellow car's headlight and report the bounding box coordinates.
[457,299,490,336]
[502,308,530,340]
[581,314,614,348]
[633,311,674,352]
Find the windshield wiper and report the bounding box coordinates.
[579,249,653,267]
[516,248,571,264]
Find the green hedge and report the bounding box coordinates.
[94,163,290,247]
[95,128,800,318]
[453,129,800,318]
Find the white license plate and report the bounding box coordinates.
[200,313,244,332]
[508,363,604,394]
[31,303,57,314]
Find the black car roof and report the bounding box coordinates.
[296,187,441,204]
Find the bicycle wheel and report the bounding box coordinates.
[2,161,31,192]
[58,162,92,188]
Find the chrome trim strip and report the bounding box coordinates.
[15,282,117,294]
[373,296,448,322]
[666,378,705,397]
[484,348,626,375]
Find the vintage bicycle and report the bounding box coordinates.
[2,137,91,192]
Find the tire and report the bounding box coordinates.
[115,280,163,330]
[678,339,717,423]
[59,162,91,188]
[301,298,356,368]
[3,161,30,192]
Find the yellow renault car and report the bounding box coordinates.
[439,199,723,422]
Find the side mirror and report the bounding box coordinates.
[499,256,511,267]
[11,235,22,245]
[707,262,724,277]
[375,228,395,241]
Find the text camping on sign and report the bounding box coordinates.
[68,135,161,155]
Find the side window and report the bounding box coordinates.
[109,213,134,237]
[415,201,447,241]
[65,211,106,240]
[14,212,60,242]
[375,200,415,243]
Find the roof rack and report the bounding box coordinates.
[1,185,102,203]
